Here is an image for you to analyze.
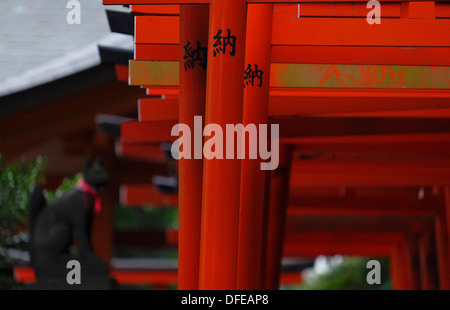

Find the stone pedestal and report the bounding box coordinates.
[30,255,118,290]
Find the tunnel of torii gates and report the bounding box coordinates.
[98,0,450,290]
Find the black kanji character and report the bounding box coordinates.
[244,64,263,88]
[223,28,236,57]
[213,29,223,57]
[213,28,236,57]
[184,41,208,71]
[194,41,208,70]
[184,41,195,70]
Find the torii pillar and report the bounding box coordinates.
[435,187,450,289]
[178,4,209,290]
[199,0,247,290]
[237,4,274,290]
[264,144,293,289]
[418,228,439,290]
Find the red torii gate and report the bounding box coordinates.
[117,186,441,289]
[103,0,450,290]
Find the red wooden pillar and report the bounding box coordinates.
[263,144,293,290]
[445,187,450,271]
[435,187,450,289]
[260,170,272,286]
[92,133,116,268]
[434,216,450,289]
[391,242,409,290]
[236,4,274,290]
[390,246,402,290]
[92,184,114,266]
[419,229,438,290]
[407,235,421,290]
[199,0,247,290]
[391,236,417,290]
[178,4,208,290]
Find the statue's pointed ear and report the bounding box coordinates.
[84,157,93,171]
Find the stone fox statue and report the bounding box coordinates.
[28,158,109,263]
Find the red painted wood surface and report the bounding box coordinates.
[136,44,450,66]
[199,0,248,290]
[133,15,450,47]
[271,18,450,47]
[116,142,166,162]
[177,4,208,290]
[283,231,404,257]
[138,98,178,121]
[121,117,450,144]
[131,4,179,14]
[264,145,293,289]
[137,90,450,120]
[120,184,178,206]
[114,64,129,82]
[237,4,274,290]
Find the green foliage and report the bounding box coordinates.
[297,256,391,290]
[43,173,82,201]
[0,155,82,289]
[0,155,46,249]
[115,207,178,231]
[0,155,47,289]
[114,206,179,262]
